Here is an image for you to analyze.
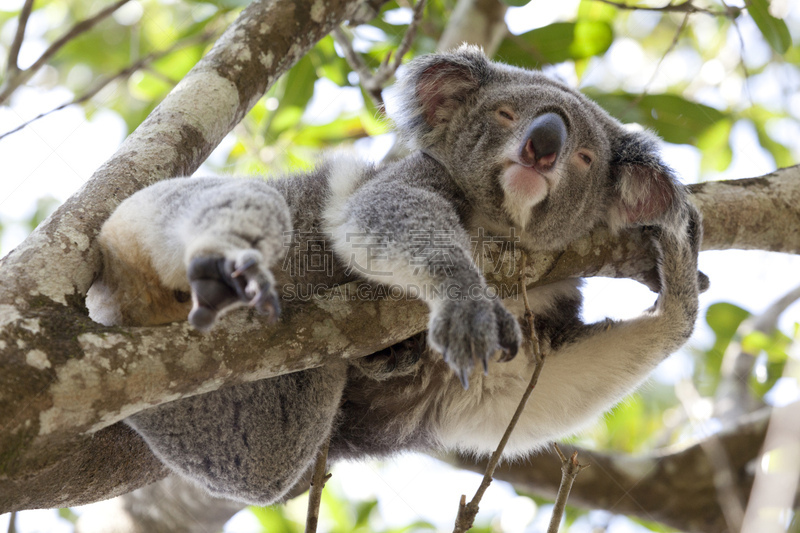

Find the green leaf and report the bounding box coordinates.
[587,92,727,145]
[128,71,172,101]
[497,21,613,67]
[502,0,531,6]
[577,0,619,21]
[748,0,791,54]
[279,55,318,112]
[706,302,751,340]
[249,505,301,532]
[742,330,791,362]
[697,119,733,173]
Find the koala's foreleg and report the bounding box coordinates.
[325,175,521,386]
[517,206,702,438]
[88,177,292,328]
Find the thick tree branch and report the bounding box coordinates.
[447,405,790,533]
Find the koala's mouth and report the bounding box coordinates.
[502,162,550,202]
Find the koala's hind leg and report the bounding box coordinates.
[88,177,292,328]
[126,362,347,506]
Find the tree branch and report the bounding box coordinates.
[0,0,133,105]
[333,0,426,108]
[547,445,589,533]
[0,30,220,141]
[593,0,739,18]
[5,0,34,77]
[447,404,788,533]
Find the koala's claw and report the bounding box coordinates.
[187,251,279,331]
[456,367,471,390]
[429,297,522,388]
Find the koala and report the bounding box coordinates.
[87,46,702,506]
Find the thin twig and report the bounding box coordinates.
[593,0,737,17]
[6,0,35,76]
[305,437,331,533]
[547,444,589,533]
[0,30,217,141]
[452,253,546,532]
[0,0,132,104]
[636,13,690,102]
[721,0,753,107]
[333,0,426,108]
[6,511,17,533]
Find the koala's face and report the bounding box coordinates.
[395,47,681,251]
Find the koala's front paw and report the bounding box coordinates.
[187,250,280,331]
[429,298,521,388]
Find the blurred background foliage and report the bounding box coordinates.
[1,0,799,531]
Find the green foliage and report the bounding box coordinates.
[497,21,614,67]
[748,0,791,54]
[588,92,727,145]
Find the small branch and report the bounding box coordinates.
[0,30,217,140]
[6,0,34,76]
[452,254,546,532]
[677,380,745,532]
[637,13,689,101]
[333,0,426,108]
[305,437,331,533]
[593,0,738,17]
[0,0,132,104]
[6,511,16,533]
[722,0,753,107]
[547,444,589,533]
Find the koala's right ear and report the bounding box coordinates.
[394,45,493,148]
[606,128,685,233]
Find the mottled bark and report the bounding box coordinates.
[437,0,508,53]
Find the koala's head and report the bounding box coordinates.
[393,46,684,250]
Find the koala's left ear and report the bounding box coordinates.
[393,45,493,148]
[606,129,683,231]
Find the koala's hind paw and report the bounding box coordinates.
[187,250,280,330]
[352,334,426,381]
[429,298,521,388]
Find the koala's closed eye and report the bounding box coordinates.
[497,108,516,122]
[578,152,593,165]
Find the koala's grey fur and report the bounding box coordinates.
[87,46,702,506]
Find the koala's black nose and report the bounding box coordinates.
[521,112,567,168]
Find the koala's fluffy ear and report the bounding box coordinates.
[606,128,684,232]
[394,45,493,149]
